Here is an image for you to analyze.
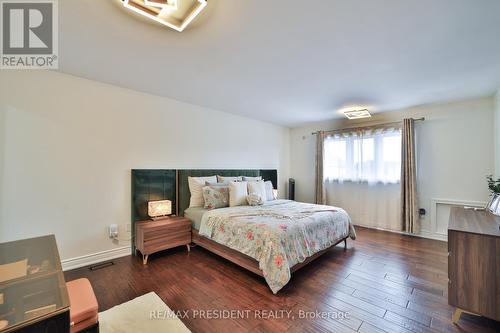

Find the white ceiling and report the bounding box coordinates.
[59,0,500,127]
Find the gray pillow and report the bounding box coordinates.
[242,176,262,182]
[217,175,243,183]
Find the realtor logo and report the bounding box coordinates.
[1,0,58,69]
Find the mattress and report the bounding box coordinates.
[184,207,209,230]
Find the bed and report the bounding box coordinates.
[180,170,356,293]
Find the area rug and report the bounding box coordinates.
[98,292,191,333]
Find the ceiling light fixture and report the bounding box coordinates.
[343,109,372,120]
[121,0,207,32]
[144,0,178,12]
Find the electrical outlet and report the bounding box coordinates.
[109,224,118,238]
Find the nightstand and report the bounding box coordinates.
[135,216,191,264]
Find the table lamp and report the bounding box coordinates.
[148,200,172,220]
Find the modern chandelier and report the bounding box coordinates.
[121,0,207,32]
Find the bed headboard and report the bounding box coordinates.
[131,169,177,221]
[177,169,278,217]
[131,169,177,253]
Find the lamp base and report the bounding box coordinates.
[150,215,175,221]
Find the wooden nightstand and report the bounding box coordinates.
[135,216,191,265]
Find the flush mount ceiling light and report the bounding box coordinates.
[343,109,372,120]
[144,0,178,12]
[121,0,207,32]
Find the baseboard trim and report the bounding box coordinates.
[61,246,131,271]
[60,225,445,271]
[414,230,447,242]
[353,223,447,242]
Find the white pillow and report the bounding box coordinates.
[188,176,217,207]
[217,175,242,183]
[242,176,262,182]
[248,181,267,202]
[229,181,248,207]
[264,181,275,201]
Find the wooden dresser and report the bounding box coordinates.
[135,217,191,265]
[448,207,500,323]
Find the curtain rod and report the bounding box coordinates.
[311,117,425,135]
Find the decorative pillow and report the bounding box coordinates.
[248,181,267,202]
[247,193,264,206]
[217,175,243,183]
[264,181,275,201]
[229,181,248,207]
[188,176,217,208]
[242,176,262,182]
[202,185,229,209]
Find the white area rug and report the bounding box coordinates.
[99,292,191,333]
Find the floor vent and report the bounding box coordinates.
[89,261,114,271]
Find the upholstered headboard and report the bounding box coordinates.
[177,169,278,217]
[131,169,177,252]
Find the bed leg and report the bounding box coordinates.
[343,239,347,250]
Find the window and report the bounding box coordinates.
[324,128,402,184]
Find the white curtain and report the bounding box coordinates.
[325,182,401,231]
[324,127,402,184]
[323,126,403,231]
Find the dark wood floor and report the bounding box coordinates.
[65,227,500,333]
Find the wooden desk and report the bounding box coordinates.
[0,235,69,333]
[448,207,500,323]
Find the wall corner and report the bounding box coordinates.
[495,88,500,178]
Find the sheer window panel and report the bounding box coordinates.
[325,181,401,231]
[324,128,402,184]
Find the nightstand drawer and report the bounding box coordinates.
[143,230,191,252]
[144,223,190,241]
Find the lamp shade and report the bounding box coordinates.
[148,200,172,218]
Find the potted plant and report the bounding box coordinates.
[486,175,500,215]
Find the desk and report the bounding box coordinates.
[0,235,69,332]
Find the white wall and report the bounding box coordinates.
[0,71,290,261]
[290,96,495,239]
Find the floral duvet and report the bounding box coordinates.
[198,200,356,293]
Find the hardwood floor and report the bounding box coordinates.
[64,227,500,333]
